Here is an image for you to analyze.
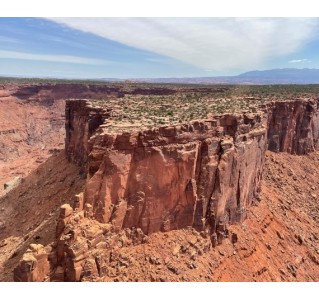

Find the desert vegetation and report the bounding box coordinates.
[88,84,319,131]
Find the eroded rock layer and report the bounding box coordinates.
[65,99,319,239]
[66,100,270,238]
[13,98,319,282]
[266,99,319,154]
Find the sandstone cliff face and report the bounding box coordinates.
[66,99,268,238]
[65,98,319,239]
[65,100,111,173]
[266,99,319,154]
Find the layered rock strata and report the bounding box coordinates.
[66,100,269,238]
[65,98,319,238]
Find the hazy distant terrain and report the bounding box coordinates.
[133,69,319,84]
[2,68,319,85]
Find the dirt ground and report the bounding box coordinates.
[0,88,65,194]
[0,152,85,281]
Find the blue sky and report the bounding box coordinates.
[1,17,319,79]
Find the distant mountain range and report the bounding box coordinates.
[131,68,319,84]
[2,68,319,85]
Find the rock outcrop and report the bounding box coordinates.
[3,176,22,192]
[13,244,50,282]
[65,100,111,173]
[64,98,319,240]
[14,204,148,282]
[13,98,319,282]
[66,100,268,239]
[265,99,319,154]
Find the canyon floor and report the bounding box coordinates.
[0,82,318,282]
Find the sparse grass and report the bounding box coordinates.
[88,84,319,132]
[2,77,317,131]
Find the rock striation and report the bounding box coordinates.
[265,99,319,154]
[66,100,269,239]
[65,98,319,239]
[65,100,111,173]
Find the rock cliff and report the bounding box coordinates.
[64,98,319,239]
[13,97,319,282]
[66,100,269,240]
[266,99,319,154]
[65,100,111,173]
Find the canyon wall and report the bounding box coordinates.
[65,100,111,173]
[65,98,319,239]
[65,100,270,239]
[84,115,267,238]
[266,99,319,154]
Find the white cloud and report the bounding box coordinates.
[288,58,311,63]
[0,50,110,65]
[48,18,319,72]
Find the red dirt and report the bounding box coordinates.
[0,86,65,194]
[0,151,85,281]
